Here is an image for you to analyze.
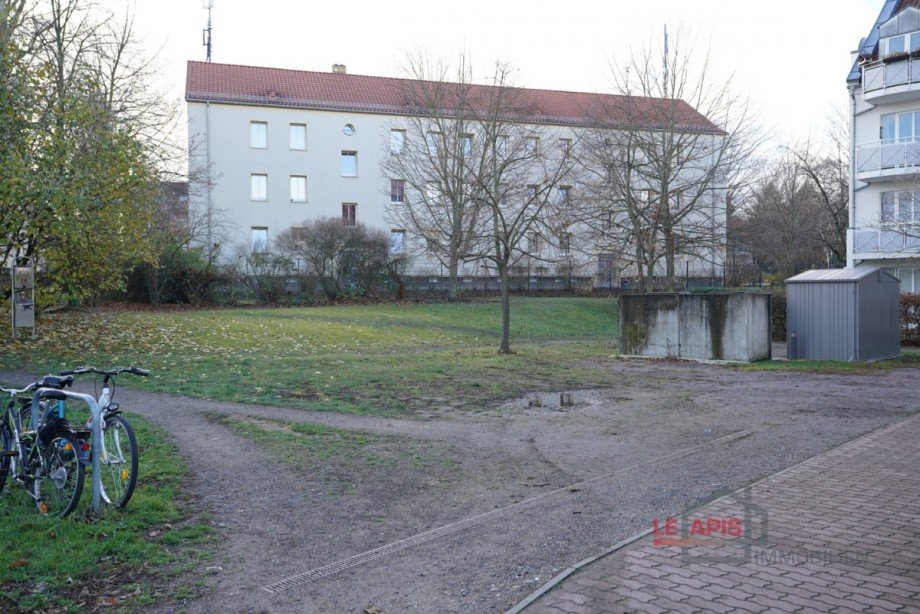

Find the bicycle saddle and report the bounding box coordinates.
[39,375,75,389]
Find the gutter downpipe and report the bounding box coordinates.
[848,85,857,268]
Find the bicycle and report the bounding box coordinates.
[0,375,89,518]
[56,366,148,509]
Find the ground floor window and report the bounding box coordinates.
[251,227,268,253]
[390,229,406,254]
[884,267,919,293]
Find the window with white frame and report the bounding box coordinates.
[290,124,306,150]
[526,185,539,203]
[341,151,357,177]
[560,138,572,155]
[426,132,441,156]
[250,174,268,201]
[390,129,405,154]
[526,137,539,155]
[496,135,507,157]
[250,122,267,148]
[251,227,268,253]
[558,186,570,206]
[881,190,920,224]
[462,134,473,158]
[425,181,440,203]
[880,111,920,143]
[391,179,405,204]
[883,31,920,56]
[528,231,542,253]
[390,229,406,255]
[290,175,307,202]
[559,231,572,255]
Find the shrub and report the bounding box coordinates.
[902,293,920,346]
[771,288,787,342]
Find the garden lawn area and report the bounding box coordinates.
[0,414,214,610]
[737,352,920,374]
[0,298,620,416]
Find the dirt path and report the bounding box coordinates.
[3,361,918,613]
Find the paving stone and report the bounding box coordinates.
[525,415,920,614]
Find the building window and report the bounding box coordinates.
[250,174,268,201]
[526,137,539,154]
[526,185,539,202]
[559,232,572,255]
[462,134,473,158]
[426,132,441,156]
[558,186,570,206]
[250,122,267,149]
[528,231,542,253]
[391,179,405,204]
[390,229,406,255]
[496,135,507,157]
[342,203,356,226]
[251,227,268,253]
[881,190,919,224]
[343,123,356,136]
[425,181,440,203]
[390,129,405,154]
[290,175,307,202]
[884,31,920,56]
[290,226,307,244]
[341,151,357,177]
[560,138,572,155]
[880,111,920,143]
[290,124,306,150]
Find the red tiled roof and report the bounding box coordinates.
[898,0,920,11]
[185,61,722,133]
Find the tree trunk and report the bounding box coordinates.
[448,255,459,301]
[499,262,511,354]
[664,228,676,291]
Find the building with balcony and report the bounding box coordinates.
[186,61,727,288]
[849,0,920,292]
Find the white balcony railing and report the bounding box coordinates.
[855,140,920,177]
[862,57,920,93]
[854,226,920,254]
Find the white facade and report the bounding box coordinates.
[849,3,920,292]
[187,64,726,285]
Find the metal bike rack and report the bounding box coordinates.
[30,388,103,513]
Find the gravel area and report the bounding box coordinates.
[4,359,917,613]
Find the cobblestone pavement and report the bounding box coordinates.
[525,413,920,614]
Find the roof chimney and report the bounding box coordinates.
[332,64,346,74]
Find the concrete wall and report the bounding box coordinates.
[619,293,771,362]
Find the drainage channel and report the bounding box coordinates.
[261,426,761,594]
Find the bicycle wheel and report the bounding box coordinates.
[34,431,85,518]
[98,415,138,508]
[0,424,11,495]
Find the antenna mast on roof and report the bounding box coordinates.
[203,0,214,62]
[663,23,669,98]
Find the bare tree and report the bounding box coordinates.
[578,25,763,291]
[382,52,487,300]
[465,63,575,353]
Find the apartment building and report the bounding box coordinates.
[186,61,726,286]
[849,0,920,292]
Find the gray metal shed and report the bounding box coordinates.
[785,267,901,362]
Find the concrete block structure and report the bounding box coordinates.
[618,293,771,362]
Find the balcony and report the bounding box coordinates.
[855,140,920,182]
[862,57,920,104]
[854,226,920,256]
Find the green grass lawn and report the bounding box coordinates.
[0,298,620,416]
[0,414,214,610]
[738,352,920,374]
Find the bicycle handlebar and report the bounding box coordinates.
[59,366,150,378]
[0,374,74,396]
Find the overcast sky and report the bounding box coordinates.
[113,0,882,151]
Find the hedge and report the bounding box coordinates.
[769,292,919,346]
[903,293,920,347]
